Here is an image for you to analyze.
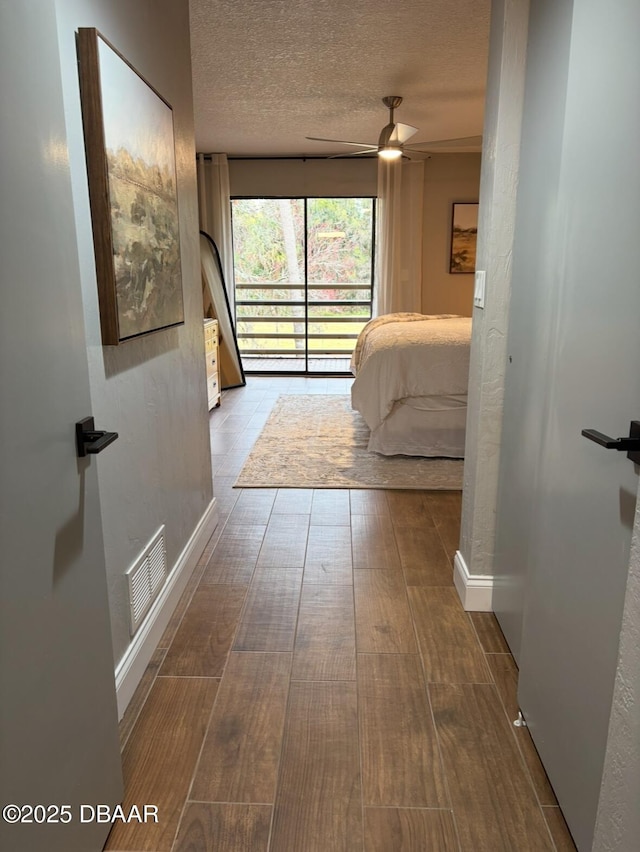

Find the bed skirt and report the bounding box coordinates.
[366,396,467,458]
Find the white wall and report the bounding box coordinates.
[55,0,214,670]
[421,153,481,317]
[229,156,378,198]
[456,0,529,611]
[593,493,640,851]
[489,0,573,655]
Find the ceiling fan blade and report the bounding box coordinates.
[402,150,432,159]
[328,148,377,159]
[404,135,483,150]
[305,136,377,148]
[389,122,419,144]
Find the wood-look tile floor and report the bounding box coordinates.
[109,377,578,852]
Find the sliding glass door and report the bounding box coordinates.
[231,197,374,374]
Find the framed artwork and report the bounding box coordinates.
[449,202,478,274]
[77,28,184,344]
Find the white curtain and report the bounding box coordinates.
[197,152,235,315]
[374,158,425,316]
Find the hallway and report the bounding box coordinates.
[107,377,577,852]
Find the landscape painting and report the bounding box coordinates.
[78,29,184,344]
[450,202,478,274]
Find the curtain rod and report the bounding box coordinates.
[196,154,376,162]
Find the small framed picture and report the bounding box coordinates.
[77,28,184,344]
[449,202,478,274]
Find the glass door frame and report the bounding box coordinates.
[230,195,376,376]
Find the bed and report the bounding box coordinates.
[350,313,472,457]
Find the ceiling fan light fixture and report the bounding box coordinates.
[307,95,477,161]
[378,146,402,160]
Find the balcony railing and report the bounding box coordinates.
[235,281,372,370]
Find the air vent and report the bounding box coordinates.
[126,526,167,635]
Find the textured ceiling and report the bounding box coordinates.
[189,0,491,157]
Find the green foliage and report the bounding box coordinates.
[231,197,373,288]
[231,198,292,282]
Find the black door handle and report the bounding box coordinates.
[581,421,640,464]
[75,417,119,458]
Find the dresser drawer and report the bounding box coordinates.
[204,318,221,410]
[204,318,219,349]
[206,347,218,378]
[207,374,220,408]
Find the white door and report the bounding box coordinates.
[494,1,640,850]
[0,4,123,851]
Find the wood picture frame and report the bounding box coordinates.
[449,202,478,274]
[77,28,184,344]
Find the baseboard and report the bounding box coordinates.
[114,498,219,718]
[453,550,495,611]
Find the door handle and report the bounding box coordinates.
[581,421,640,464]
[75,417,119,458]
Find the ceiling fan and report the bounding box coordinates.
[306,95,481,159]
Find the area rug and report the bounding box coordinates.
[234,395,463,490]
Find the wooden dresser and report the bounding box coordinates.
[204,318,221,409]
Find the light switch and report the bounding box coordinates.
[474,270,486,308]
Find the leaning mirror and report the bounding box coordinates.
[199,230,246,389]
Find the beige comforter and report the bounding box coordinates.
[350,313,472,435]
